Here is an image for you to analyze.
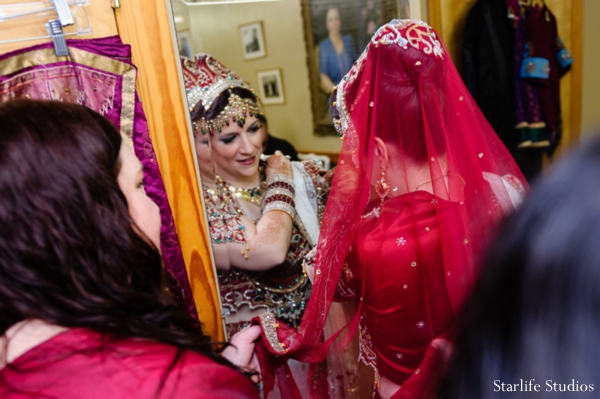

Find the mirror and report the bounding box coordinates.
[167,0,422,339]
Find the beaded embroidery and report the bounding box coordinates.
[333,19,445,139]
[203,161,329,333]
[258,312,288,354]
[182,54,251,111]
[336,261,357,299]
[358,315,380,387]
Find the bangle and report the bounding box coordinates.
[266,181,295,194]
[264,187,295,200]
[264,195,295,207]
[266,173,294,187]
[264,201,295,220]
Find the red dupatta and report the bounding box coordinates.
[255,20,527,398]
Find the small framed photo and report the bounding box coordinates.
[239,21,266,60]
[178,30,193,59]
[257,69,285,105]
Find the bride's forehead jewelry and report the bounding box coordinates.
[192,93,261,135]
[181,53,263,135]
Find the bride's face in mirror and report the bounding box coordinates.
[209,115,264,186]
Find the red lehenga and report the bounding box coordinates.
[255,20,526,399]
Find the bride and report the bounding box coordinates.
[256,20,527,399]
[181,54,330,337]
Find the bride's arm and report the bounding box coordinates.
[215,212,292,272]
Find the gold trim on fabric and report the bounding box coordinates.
[258,312,288,354]
[0,46,136,145]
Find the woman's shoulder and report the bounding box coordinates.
[2,328,258,399]
[319,36,333,49]
[482,172,526,213]
[149,349,260,399]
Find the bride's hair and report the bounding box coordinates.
[190,87,259,124]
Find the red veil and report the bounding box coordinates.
[255,20,526,398]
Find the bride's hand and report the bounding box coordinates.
[265,150,293,179]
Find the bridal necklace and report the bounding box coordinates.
[225,181,265,206]
[412,172,449,192]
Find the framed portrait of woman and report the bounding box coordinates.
[301,0,398,136]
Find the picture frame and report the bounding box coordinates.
[257,68,285,105]
[239,21,266,60]
[301,0,398,136]
[177,30,193,59]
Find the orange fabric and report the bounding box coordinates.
[115,1,223,340]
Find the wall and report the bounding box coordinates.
[171,0,598,150]
[173,0,343,153]
[0,1,117,54]
[581,0,600,136]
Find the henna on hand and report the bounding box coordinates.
[265,150,293,178]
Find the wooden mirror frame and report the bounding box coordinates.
[114,0,225,341]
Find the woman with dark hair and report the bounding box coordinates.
[257,114,300,162]
[181,54,329,337]
[0,99,259,398]
[441,137,600,399]
[256,20,526,399]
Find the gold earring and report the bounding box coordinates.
[375,168,390,201]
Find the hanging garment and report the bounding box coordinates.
[0,36,196,319]
[507,0,548,149]
[464,0,544,182]
[522,3,573,156]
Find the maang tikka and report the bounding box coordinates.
[191,92,261,135]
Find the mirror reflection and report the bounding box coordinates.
[181,53,329,337]
[170,0,411,338]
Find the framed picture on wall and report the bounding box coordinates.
[239,21,266,60]
[257,69,285,105]
[301,0,398,136]
[177,30,194,59]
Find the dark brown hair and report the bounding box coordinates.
[331,44,447,163]
[0,100,235,373]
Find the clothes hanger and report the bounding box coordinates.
[0,0,91,55]
[0,0,86,23]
